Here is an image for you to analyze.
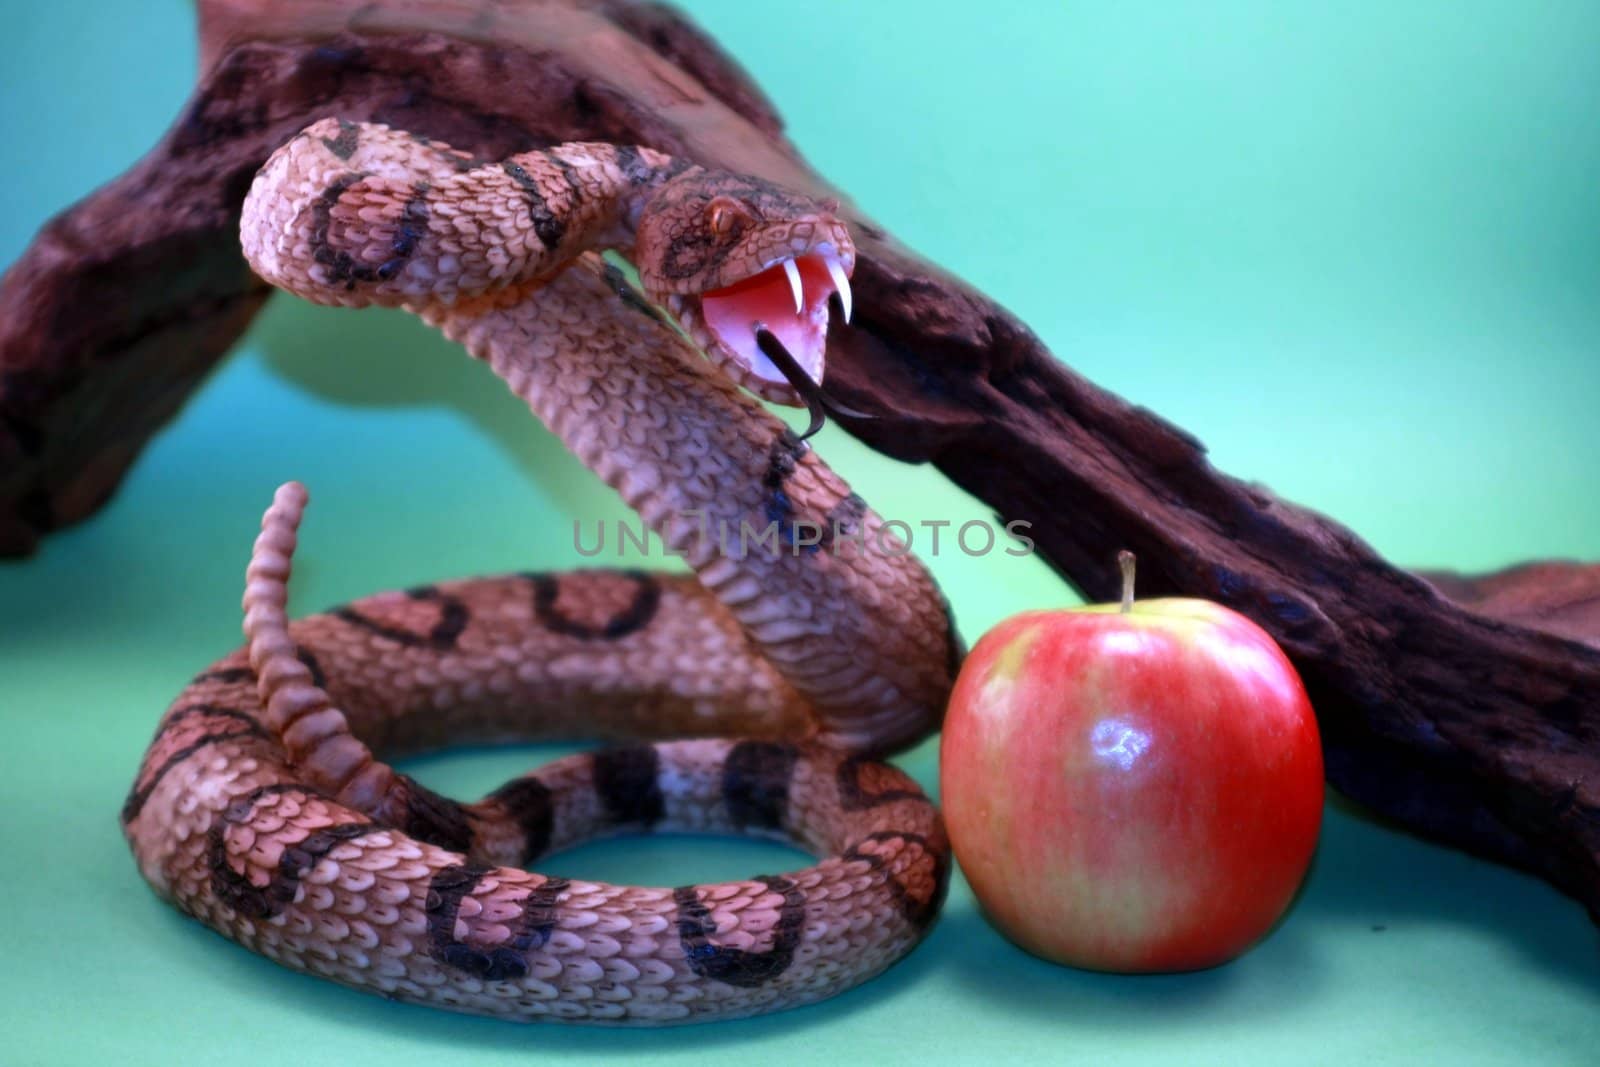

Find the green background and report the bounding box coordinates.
[3,1,1598,1063]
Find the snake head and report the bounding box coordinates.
[634,168,855,406]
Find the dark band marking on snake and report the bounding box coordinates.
[510,877,570,955]
[153,703,263,736]
[455,876,573,982]
[836,755,931,812]
[673,875,806,987]
[412,132,486,172]
[760,427,818,547]
[208,784,350,918]
[320,118,360,160]
[613,144,656,186]
[591,745,665,828]
[549,151,584,215]
[192,666,255,686]
[486,775,556,864]
[841,831,950,930]
[307,171,371,287]
[379,184,432,280]
[433,870,572,983]
[122,711,271,824]
[818,492,869,551]
[722,741,800,831]
[224,821,377,920]
[525,569,661,640]
[295,645,328,689]
[501,160,566,250]
[332,585,468,650]
[425,863,496,971]
[600,260,671,323]
[392,776,477,853]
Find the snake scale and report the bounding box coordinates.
[122,119,962,1024]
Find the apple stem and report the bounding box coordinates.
[1118,550,1137,613]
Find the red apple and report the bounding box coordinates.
[940,552,1323,972]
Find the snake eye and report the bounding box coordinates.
[706,196,755,238]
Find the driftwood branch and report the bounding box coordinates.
[3,0,1598,920]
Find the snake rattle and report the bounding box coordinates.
[121,120,962,1024]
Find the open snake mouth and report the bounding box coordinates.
[698,252,851,391]
[666,248,856,423]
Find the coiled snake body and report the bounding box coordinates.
[121,120,960,1024]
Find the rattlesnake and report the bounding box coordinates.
[122,119,960,1024]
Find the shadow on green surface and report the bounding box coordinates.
[141,870,946,1055]
[1298,795,1600,989]
[939,906,1271,1022]
[249,296,607,521]
[106,732,1600,1057]
[943,800,1600,1026]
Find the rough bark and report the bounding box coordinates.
[3,0,1598,920]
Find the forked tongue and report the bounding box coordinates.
[755,329,875,440]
